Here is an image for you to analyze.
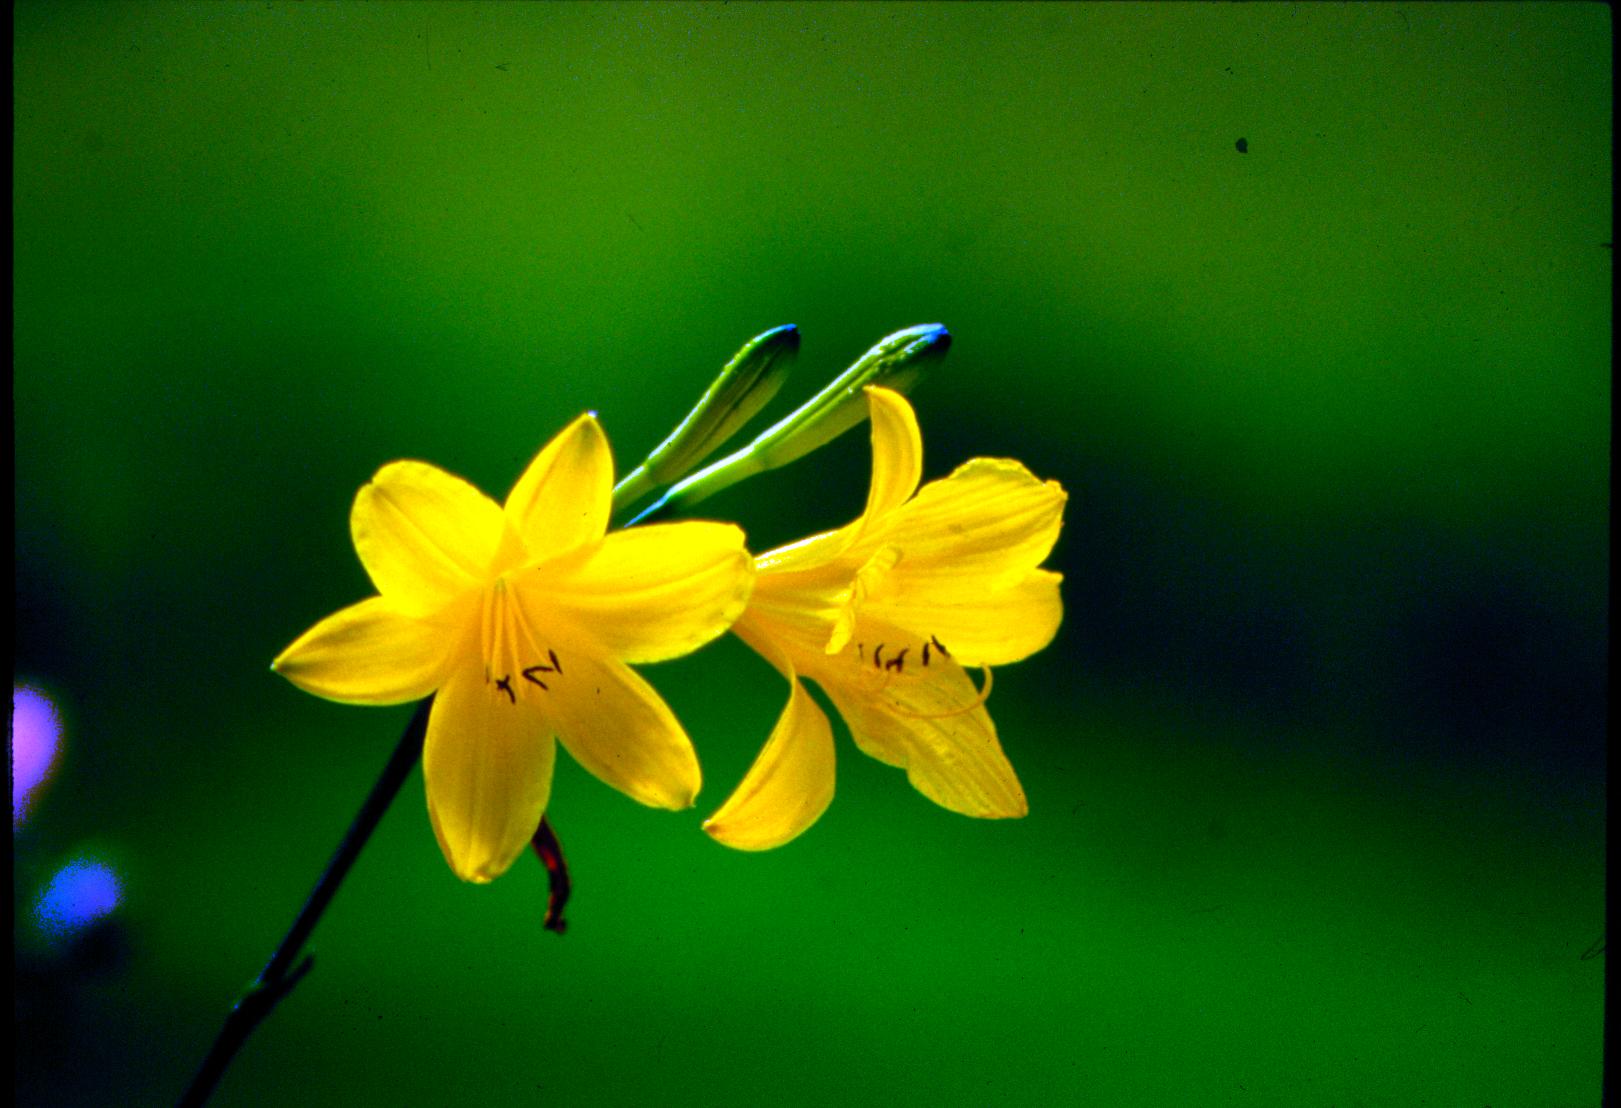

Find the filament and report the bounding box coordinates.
[885,665,994,720]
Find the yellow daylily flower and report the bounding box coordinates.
[704,387,1066,850]
[273,414,754,883]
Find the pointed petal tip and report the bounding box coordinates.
[995,792,1030,820]
[615,777,699,812]
[701,816,788,852]
[668,781,701,811]
[979,785,1029,820]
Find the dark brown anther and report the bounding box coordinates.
[885,648,909,673]
[494,675,516,703]
[930,634,951,658]
[521,666,550,690]
[872,643,885,670]
[548,648,562,674]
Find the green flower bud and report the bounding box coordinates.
[747,323,950,474]
[612,324,799,515]
[628,324,951,523]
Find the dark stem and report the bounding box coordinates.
[531,816,572,934]
[178,697,433,1107]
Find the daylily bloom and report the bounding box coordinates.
[273,415,754,882]
[704,387,1066,850]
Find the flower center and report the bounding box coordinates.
[845,632,994,720]
[478,575,565,706]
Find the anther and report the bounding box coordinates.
[494,675,516,704]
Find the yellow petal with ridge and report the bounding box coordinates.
[545,522,753,664]
[424,661,557,884]
[505,414,613,562]
[704,675,836,850]
[351,461,509,617]
[272,594,467,705]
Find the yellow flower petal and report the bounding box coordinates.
[857,568,1064,667]
[855,386,923,534]
[351,461,511,617]
[504,413,612,562]
[826,544,902,656]
[536,648,702,810]
[424,661,557,884]
[704,675,835,850]
[545,522,753,664]
[747,387,923,576]
[734,595,840,674]
[819,642,1027,819]
[751,527,853,576]
[879,458,1065,586]
[272,595,467,705]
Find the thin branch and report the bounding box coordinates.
[178,697,432,1107]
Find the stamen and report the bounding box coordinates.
[480,582,497,686]
[482,577,558,705]
[505,575,562,697]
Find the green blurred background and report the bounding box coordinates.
[13,2,1608,1104]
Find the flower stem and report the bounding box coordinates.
[531,817,571,934]
[178,697,433,1107]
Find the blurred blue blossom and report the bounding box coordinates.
[34,858,122,940]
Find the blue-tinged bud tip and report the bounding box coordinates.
[900,323,950,357]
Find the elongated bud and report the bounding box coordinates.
[627,324,950,523]
[612,325,799,514]
[747,323,949,473]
